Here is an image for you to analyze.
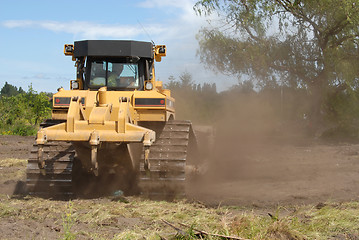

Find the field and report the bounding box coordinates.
[1,135,359,239]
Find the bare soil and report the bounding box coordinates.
[188,135,359,207]
[1,134,359,239]
[1,135,359,207]
[0,135,34,160]
[0,135,33,196]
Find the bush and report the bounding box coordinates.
[0,85,51,136]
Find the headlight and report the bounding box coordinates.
[64,44,74,56]
[72,81,79,89]
[145,82,153,90]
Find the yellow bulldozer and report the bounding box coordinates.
[26,40,198,199]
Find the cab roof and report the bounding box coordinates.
[74,40,153,59]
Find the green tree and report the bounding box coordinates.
[195,0,359,129]
[1,82,20,97]
[0,85,52,136]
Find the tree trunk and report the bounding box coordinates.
[308,72,328,136]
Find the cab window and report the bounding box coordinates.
[88,60,140,89]
[89,61,106,86]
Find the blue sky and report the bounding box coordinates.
[0,0,237,93]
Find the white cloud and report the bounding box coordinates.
[137,0,192,10]
[2,20,166,39]
[136,0,232,89]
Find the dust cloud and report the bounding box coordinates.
[2,90,359,206]
[185,92,359,207]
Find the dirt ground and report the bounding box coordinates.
[0,135,33,196]
[188,134,359,207]
[1,134,359,239]
[1,134,359,207]
[0,135,34,160]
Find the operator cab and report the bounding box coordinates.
[85,57,145,91]
[68,40,155,91]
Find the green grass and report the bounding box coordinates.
[0,195,358,239]
[0,200,19,218]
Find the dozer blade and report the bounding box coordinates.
[139,120,198,200]
[26,142,75,199]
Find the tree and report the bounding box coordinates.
[231,80,255,94]
[1,82,20,97]
[164,72,219,124]
[0,85,52,136]
[179,71,194,90]
[165,75,181,90]
[194,0,359,129]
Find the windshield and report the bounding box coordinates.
[89,61,139,89]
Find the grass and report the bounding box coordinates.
[62,201,77,240]
[0,194,359,239]
[0,158,27,182]
[0,200,19,218]
[0,156,357,239]
[0,158,27,168]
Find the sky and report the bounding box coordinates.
[0,0,237,93]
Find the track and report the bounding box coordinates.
[26,120,197,200]
[26,142,75,198]
[139,120,197,199]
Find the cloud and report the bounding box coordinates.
[136,0,234,90]
[22,73,55,80]
[138,0,203,26]
[2,20,166,39]
[137,0,192,10]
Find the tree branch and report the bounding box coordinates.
[330,34,359,48]
[275,0,322,41]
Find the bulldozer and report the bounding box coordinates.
[26,40,198,199]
